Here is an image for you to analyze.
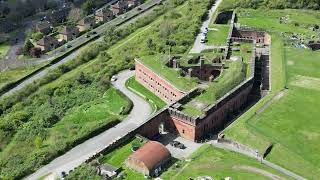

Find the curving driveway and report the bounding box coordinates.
[24,70,152,180]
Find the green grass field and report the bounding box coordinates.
[45,87,131,144]
[98,137,146,180]
[99,137,145,167]
[224,9,320,179]
[206,24,230,46]
[161,144,291,179]
[0,64,45,89]
[126,76,166,111]
[0,42,10,59]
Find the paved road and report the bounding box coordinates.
[25,70,152,180]
[1,0,161,97]
[189,0,224,54]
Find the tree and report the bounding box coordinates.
[81,0,95,15]
[67,7,84,23]
[31,32,44,41]
[29,47,42,58]
[146,38,154,50]
[23,40,34,55]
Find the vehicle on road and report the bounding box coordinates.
[91,31,97,35]
[200,35,206,43]
[170,141,186,149]
[65,44,72,48]
[137,7,142,11]
[111,75,118,82]
[86,34,91,38]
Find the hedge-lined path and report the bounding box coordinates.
[24,70,152,180]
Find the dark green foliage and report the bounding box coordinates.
[65,164,102,180]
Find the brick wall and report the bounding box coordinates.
[135,59,185,103]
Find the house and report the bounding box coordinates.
[111,0,128,16]
[36,36,59,52]
[95,7,113,23]
[35,21,52,35]
[97,164,118,179]
[127,0,140,8]
[77,16,95,32]
[125,141,171,177]
[59,26,79,41]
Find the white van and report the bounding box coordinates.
[200,35,206,43]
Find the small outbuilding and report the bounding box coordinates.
[125,141,171,177]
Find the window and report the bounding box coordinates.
[182,129,185,134]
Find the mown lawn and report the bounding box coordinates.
[206,24,230,46]
[125,76,166,111]
[161,144,291,180]
[99,137,146,167]
[224,9,320,179]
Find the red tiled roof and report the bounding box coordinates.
[127,141,171,170]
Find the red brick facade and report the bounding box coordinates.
[135,59,185,103]
[138,80,253,142]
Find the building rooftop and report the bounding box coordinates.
[137,55,199,92]
[127,141,171,171]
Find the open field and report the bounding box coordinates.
[161,144,291,180]
[126,76,166,111]
[224,9,320,179]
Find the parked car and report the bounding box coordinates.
[170,141,180,147]
[61,171,67,179]
[200,35,206,43]
[111,75,118,82]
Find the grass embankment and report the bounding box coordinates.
[206,24,230,46]
[181,60,246,116]
[126,76,166,111]
[0,63,46,89]
[0,42,10,59]
[161,144,291,179]
[224,9,320,178]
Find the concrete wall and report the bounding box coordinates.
[135,59,185,103]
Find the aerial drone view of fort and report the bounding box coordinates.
[0,0,320,179]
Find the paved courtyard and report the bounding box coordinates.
[157,133,202,159]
